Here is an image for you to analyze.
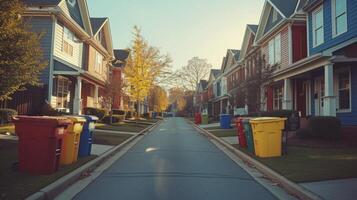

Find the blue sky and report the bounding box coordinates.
[87,0,265,70]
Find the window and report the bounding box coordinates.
[273,86,283,110]
[53,77,70,109]
[312,6,324,47]
[333,0,347,36]
[337,70,350,111]
[95,51,103,74]
[62,27,74,56]
[268,34,281,65]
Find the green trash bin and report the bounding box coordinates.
[243,118,255,153]
[201,114,209,124]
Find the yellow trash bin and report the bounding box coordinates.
[60,116,86,165]
[250,117,286,158]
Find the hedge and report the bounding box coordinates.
[83,107,107,120]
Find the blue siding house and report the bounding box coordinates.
[265,0,357,126]
[9,0,114,115]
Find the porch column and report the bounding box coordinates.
[283,78,293,110]
[73,77,82,115]
[323,64,336,116]
[94,85,99,108]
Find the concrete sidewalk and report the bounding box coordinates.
[301,178,357,200]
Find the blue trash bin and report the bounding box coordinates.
[78,115,98,157]
[152,112,157,119]
[220,114,232,129]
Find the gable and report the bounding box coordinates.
[59,0,84,28]
[264,6,283,34]
[58,0,93,36]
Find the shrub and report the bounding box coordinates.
[83,107,107,120]
[102,115,124,124]
[307,116,341,140]
[0,109,18,124]
[41,102,62,116]
[112,109,126,116]
[125,111,137,119]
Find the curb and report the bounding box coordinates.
[188,120,321,200]
[26,120,162,200]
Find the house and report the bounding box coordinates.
[207,69,221,119]
[194,80,208,113]
[15,0,114,115]
[112,49,130,110]
[293,0,357,126]
[254,0,308,114]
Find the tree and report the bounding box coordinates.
[124,26,171,117]
[0,0,47,101]
[148,85,168,112]
[168,87,186,112]
[175,57,212,91]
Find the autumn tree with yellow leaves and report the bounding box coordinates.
[148,85,168,112]
[124,26,171,117]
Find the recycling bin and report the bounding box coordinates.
[78,115,98,157]
[235,118,247,148]
[250,117,287,158]
[152,112,157,119]
[13,116,71,174]
[60,116,86,165]
[220,114,232,129]
[243,118,254,153]
[201,114,209,124]
[195,113,202,124]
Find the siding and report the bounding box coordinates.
[261,26,289,68]
[54,21,83,68]
[308,0,357,55]
[26,16,53,85]
[87,46,109,83]
[264,7,283,34]
[292,24,307,62]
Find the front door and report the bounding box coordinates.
[296,80,307,117]
[314,77,324,116]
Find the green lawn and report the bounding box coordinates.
[0,124,15,135]
[93,132,132,146]
[0,140,96,200]
[96,122,150,133]
[233,145,357,183]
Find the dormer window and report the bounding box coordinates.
[67,0,76,7]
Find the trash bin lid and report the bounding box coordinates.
[13,116,71,126]
[65,116,86,123]
[250,117,287,124]
[79,115,99,122]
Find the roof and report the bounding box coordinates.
[211,69,221,78]
[113,49,130,67]
[247,24,258,34]
[269,0,299,18]
[21,0,62,5]
[90,18,107,36]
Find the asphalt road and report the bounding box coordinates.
[74,118,277,200]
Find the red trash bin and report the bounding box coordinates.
[235,117,247,148]
[195,113,202,124]
[13,116,71,175]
